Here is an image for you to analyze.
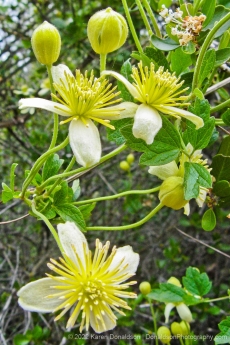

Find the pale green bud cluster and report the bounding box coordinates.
[87,7,128,54]
[31,21,61,66]
[120,153,135,172]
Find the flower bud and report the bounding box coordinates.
[127,153,135,164]
[157,326,171,344]
[120,161,130,172]
[180,320,190,335]
[31,21,61,65]
[167,277,181,287]
[159,176,187,210]
[171,322,183,337]
[139,281,151,295]
[87,7,128,54]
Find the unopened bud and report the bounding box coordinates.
[31,21,61,65]
[159,176,187,210]
[171,322,183,337]
[139,281,151,295]
[157,326,171,344]
[167,277,181,287]
[180,321,190,335]
[127,153,135,164]
[87,7,128,54]
[120,161,130,172]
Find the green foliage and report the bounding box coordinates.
[182,267,212,296]
[184,162,212,200]
[215,317,230,344]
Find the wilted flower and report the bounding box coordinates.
[103,62,203,145]
[19,64,123,167]
[17,222,139,333]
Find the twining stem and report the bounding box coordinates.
[31,201,63,253]
[141,0,161,38]
[74,186,161,205]
[192,12,230,92]
[121,0,143,53]
[47,65,59,149]
[38,143,127,191]
[87,202,164,231]
[211,98,230,114]
[100,54,107,73]
[21,137,69,198]
[135,0,153,37]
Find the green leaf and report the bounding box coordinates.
[117,59,134,102]
[121,116,182,166]
[53,181,73,205]
[78,202,96,221]
[182,41,196,55]
[215,48,230,67]
[180,72,193,93]
[72,180,81,201]
[1,182,14,203]
[171,47,192,76]
[202,0,216,27]
[42,154,64,181]
[182,267,212,296]
[144,46,170,70]
[211,136,230,181]
[151,35,180,51]
[202,208,216,231]
[13,334,30,345]
[107,118,132,145]
[10,163,18,191]
[54,204,86,231]
[213,180,230,197]
[215,317,230,344]
[221,109,230,125]
[184,162,212,200]
[204,6,230,38]
[198,49,216,87]
[157,0,172,9]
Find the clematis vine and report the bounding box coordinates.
[103,62,204,145]
[17,222,139,333]
[19,64,123,167]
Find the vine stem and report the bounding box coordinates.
[46,65,59,149]
[74,186,161,205]
[141,0,161,38]
[121,0,143,53]
[192,12,230,92]
[211,98,230,114]
[135,0,153,37]
[148,298,159,345]
[100,54,107,73]
[204,296,230,303]
[20,137,69,198]
[86,202,164,231]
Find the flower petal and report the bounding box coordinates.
[69,119,101,167]
[109,246,139,276]
[133,104,162,145]
[51,64,74,87]
[102,70,140,99]
[57,222,88,269]
[89,309,116,333]
[159,105,204,129]
[148,161,179,180]
[176,303,193,322]
[19,98,71,117]
[164,302,175,323]
[183,202,190,216]
[119,102,139,118]
[17,278,63,312]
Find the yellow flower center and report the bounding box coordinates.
[131,62,189,110]
[52,70,122,129]
[46,239,136,332]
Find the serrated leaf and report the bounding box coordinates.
[78,202,96,221]
[42,154,64,181]
[202,208,216,231]
[198,49,216,87]
[215,317,230,344]
[72,180,81,201]
[151,35,180,51]
[107,118,132,145]
[221,109,230,125]
[182,267,212,296]
[144,46,170,70]
[121,116,182,166]
[171,47,192,75]
[53,181,73,205]
[1,182,14,203]
[117,59,134,102]
[184,162,212,200]
[54,204,86,231]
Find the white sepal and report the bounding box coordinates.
[19,98,71,117]
[148,161,179,180]
[51,64,74,87]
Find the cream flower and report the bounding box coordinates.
[102,62,203,145]
[17,222,139,333]
[19,64,123,167]
[165,302,193,323]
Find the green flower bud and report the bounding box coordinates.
[171,322,183,337]
[157,326,171,344]
[87,7,128,54]
[127,153,135,164]
[167,277,181,287]
[31,21,61,66]
[120,161,130,172]
[139,281,151,295]
[180,321,190,335]
[159,176,187,210]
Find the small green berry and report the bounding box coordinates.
[119,161,130,172]
[139,281,151,295]
[126,153,135,164]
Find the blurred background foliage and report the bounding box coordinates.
[1,0,230,344]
